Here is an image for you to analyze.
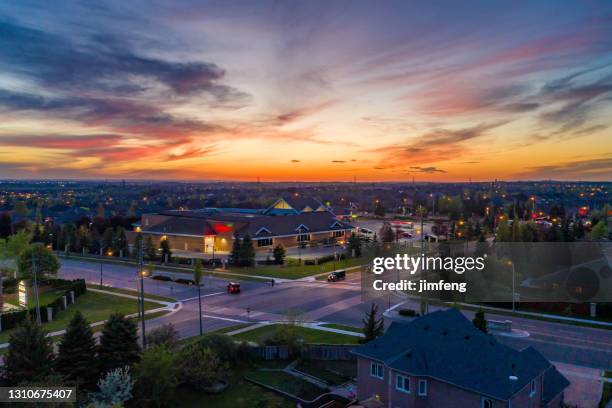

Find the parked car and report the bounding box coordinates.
[152,275,172,281]
[175,278,195,285]
[227,282,241,294]
[327,270,346,282]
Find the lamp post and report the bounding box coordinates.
[31,250,42,325]
[100,262,103,287]
[508,260,516,312]
[138,238,146,348]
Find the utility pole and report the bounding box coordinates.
[31,250,42,325]
[100,262,103,287]
[138,238,146,348]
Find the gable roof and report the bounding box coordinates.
[352,309,568,401]
[143,217,216,237]
[264,196,328,215]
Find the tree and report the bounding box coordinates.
[472,309,488,333]
[98,313,140,374]
[591,220,608,241]
[145,236,156,260]
[379,222,395,243]
[194,259,204,336]
[3,318,55,385]
[241,234,255,267]
[89,366,134,408]
[13,201,29,217]
[134,345,178,408]
[178,344,228,390]
[160,238,172,262]
[272,244,286,265]
[17,242,60,279]
[496,219,512,242]
[56,311,98,386]
[347,233,362,257]
[230,237,242,266]
[115,227,129,257]
[374,203,386,217]
[0,230,31,261]
[102,227,114,254]
[361,303,384,343]
[474,234,489,258]
[87,227,102,254]
[0,212,11,238]
[147,323,180,350]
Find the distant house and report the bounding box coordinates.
[137,197,354,254]
[352,309,569,408]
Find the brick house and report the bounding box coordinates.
[352,309,569,408]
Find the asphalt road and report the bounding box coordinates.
[57,258,611,406]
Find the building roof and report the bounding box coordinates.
[352,309,568,401]
[145,217,216,236]
[235,211,352,238]
[264,196,328,215]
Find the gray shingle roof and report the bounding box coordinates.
[144,217,215,236]
[352,309,568,401]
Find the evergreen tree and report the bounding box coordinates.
[496,219,512,242]
[0,212,12,238]
[272,244,286,265]
[87,227,102,254]
[160,238,172,262]
[379,222,395,243]
[241,234,255,267]
[230,236,242,266]
[361,303,384,343]
[145,236,156,260]
[102,227,114,254]
[347,232,362,257]
[115,227,129,257]
[134,345,178,408]
[98,313,140,374]
[472,309,488,333]
[591,220,608,241]
[4,318,55,385]
[374,203,386,217]
[56,311,98,386]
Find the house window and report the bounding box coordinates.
[482,398,493,408]
[257,238,273,247]
[297,234,310,242]
[370,362,384,379]
[396,374,410,393]
[418,379,428,396]
[530,379,536,397]
[333,230,344,238]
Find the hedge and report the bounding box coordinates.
[304,253,345,266]
[0,278,87,331]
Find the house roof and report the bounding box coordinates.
[235,211,353,238]
[264,196,328,215]
[542,365,570,403]
[352,309,568,401]
[144,217,216,236]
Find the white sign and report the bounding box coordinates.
[18,280,28,308]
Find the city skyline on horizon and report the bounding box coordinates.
[1,1,611,182]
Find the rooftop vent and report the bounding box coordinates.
[509,375,518,381]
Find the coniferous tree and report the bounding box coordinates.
[272,244,286,265]
[102,227,114,254]
[230,237,242,266]
[159,238,172,262]
[56,311,98,386]
[347,233,362,257]
[4,318,55,385]
[472,309,488,333]
[145,236,156,260]
[241,234,255,266]
[0,212,12,238]
[115,227,129,257]
[98,313,140,374]
[361,303,384,343]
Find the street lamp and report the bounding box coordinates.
[507,260,516,312]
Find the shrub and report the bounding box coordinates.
[177,344,228,389]
[196,333,238,366]
[147,324,179,350]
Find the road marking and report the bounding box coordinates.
[200,314,249,323]
[181,291,225,302]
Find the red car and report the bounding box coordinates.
[227,282,241,294]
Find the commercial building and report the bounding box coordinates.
[137,196,354,254]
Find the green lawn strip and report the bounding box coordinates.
[318,323,362,333]
[245,370,325,401]
[174,369,294,408]
[87,284,176,302]
[600,370,611,408]
[178,323,253,346]
[232,324,361,345]
[293,359,356,386]
[0,291,162,344]
[229,257,367,280]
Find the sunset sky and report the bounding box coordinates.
[0,1,611,182]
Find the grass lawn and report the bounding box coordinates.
[246,370,325,401]
[319,323,362,333]
[600,370,611,408]
[229,257,367,280]
[232,324,361,344]
[174,369,293,408]
[294,359,357,386]
[87,284,176,302]
[0,290,162,343]
[178,323,254,346]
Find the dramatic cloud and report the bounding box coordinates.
[520,157,612,180]
[409,166,446,173]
